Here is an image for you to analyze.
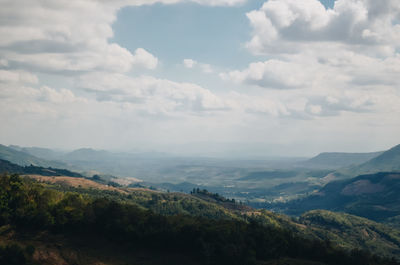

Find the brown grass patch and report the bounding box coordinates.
[22,175,128,194]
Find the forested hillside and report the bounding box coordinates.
[271,172,400,222]
[1,174,399,265]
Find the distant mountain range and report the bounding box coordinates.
[300,151,384,169]
[299,144,400,177]
[0,144,67,168]
[61,148,116,162]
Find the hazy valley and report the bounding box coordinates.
[1,143,400,264]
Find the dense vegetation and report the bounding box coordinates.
[300,210,400,257]
[0,174,399,265]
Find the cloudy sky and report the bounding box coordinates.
[0,0,399,157]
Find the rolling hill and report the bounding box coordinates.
[0,144,67,168]
[8,145,65,160]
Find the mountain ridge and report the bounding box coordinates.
[353,144,400,174]
[0,144,67,168]
[301,151,384,169]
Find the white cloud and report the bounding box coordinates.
[132,48,158,70]
[77,72,228,114]
[37,86,86,104]
[0,70,38,84]
[0,80,87,122]
[220,59,317,89]
[0,59,8,67]
[219,0,400,118]
[0,1,163,74]
[0,0,246,75]
[183,59,197,68]
[246,0,400,55]
[183,59,214,73]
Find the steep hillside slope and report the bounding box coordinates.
[354,144,400,174]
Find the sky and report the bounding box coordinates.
[0,0,399,157]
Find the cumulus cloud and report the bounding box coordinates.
[0,0,246,75]
[0,80,87,122]
[0,1,163,74]
[0,0,121,73]
[77,72,228,114]
[220,59,318,89]
[246,0,400,55]
[219,0,400,117]
[132,48,158,70]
